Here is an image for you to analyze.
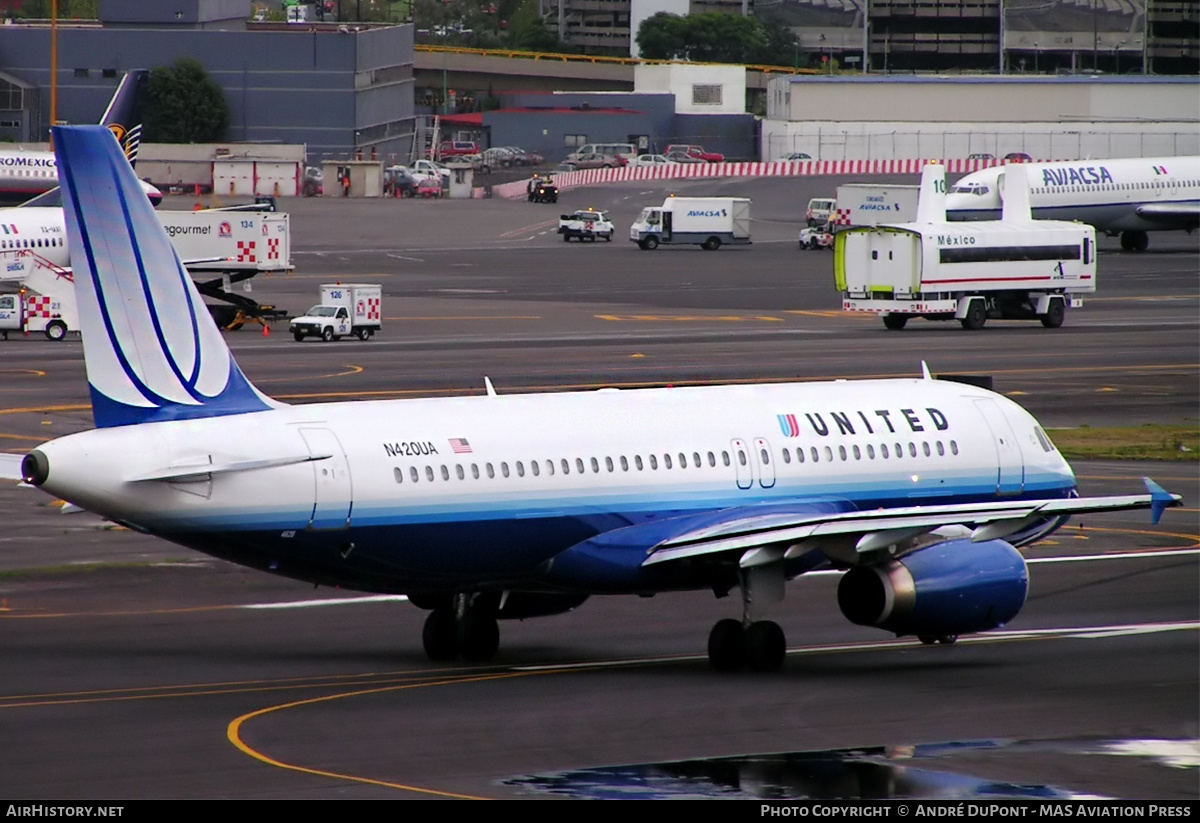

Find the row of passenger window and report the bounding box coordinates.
[0,237,64,251]
[782,439,959,464]
[393,439,960,485]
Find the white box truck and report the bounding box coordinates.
[630,197,751,250]
[289,283,382,342]
[836,163,1095,330]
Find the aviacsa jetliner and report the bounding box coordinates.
[12,126,1181,672]
[946,155,1200,252]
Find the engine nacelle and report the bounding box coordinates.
[837,538,1028,637]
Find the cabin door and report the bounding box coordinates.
[299,428,354,529]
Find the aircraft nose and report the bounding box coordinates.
[21,449,49,486]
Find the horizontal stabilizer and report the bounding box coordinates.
[0,453,24,481]
[135,453,330,482]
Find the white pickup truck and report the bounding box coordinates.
[558,209,615,242]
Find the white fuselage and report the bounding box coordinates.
[946,156,1200,233]
[33,377,1076,593]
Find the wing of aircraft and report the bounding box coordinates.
[16,125,1183,674]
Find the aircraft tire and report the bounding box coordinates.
[960,300,987,330]
[883,314,908,331]
[44,320,67,341]
[422,608,458,661]
[707,618,745,672]
[918,635,938,645]
[938,635,958,645]
[744,621,786,672]
[1040,298,1066,329]
[457,612,500,663]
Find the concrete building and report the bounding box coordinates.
[0,5,416,162]
[762,73,1200,160]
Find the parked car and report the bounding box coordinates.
[967,153,995,161]
[417,177,442,198]
[664,150,705,165]
[781,152,813,161]
[1004,152,1033,163]
[437,140,479,159]
[563,150,626,169]
[664,144,725,163]
[631,154,677,168]
[384,166,418,197]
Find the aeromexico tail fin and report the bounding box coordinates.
[99,69,148,165]
[54,125,280,428]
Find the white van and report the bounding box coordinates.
[567,143,636,168]
[806,197,836,227]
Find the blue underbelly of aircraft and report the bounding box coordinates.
[152,478,1076,594]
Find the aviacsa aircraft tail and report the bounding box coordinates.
[55,125,278,428]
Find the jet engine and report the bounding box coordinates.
[836,538,1028,637]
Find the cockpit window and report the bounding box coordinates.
[1034,426,1056,453]
[950,184,989,196]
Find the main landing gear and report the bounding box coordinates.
[707,562,788,673]
[422,594,500,663]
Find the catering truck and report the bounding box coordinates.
[630,196,751,250]
[0,254,77,340]
[290,283,382,342]
[829,183,919,230]
[837,163,1095,330]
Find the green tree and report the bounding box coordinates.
[143,58,230,144]
[636,12,690,60]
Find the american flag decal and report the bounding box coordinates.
[449,438,473,454]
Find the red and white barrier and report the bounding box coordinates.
[476,157,1014,200]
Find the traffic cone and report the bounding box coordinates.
[262,322,270,337]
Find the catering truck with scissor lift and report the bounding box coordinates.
[630,196,751,250]
[837,163,1095,331]
[0,251,77,340]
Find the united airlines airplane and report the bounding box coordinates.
[946,156,1200,251]
[8,127,1181,672]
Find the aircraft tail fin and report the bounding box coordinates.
[915,161,947,223]
[1000,162,1033,222]
[54,125,280,429]
[99,69,148,166]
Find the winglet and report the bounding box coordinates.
[55,125,279,428]
[1143,477,1181,525]
[920,361,932,380]
[484,376,497,397]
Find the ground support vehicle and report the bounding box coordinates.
[630,197,751,251]
[289,283,382,342]
[0,253,76,340]
[836,222,1095,330]
[160,205,294,328]
[559,209,614,241]
[798,225,834,249]
[530,180,558,204]
[806,197,836,227]
[830,184,919,230]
